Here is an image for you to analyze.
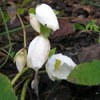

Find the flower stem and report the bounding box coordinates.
[34,70,40,100]
[39,70,46,74]
[21,78,30,100]
[14,70,46,91]
[11,67,30,86]
[17,13,27,48]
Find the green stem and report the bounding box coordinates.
[0,47,14,59]
[11,67,30,86]
[0,8,12,68]
[21,78,30,100]
[89,2,100,8]
[19,70,46,100]
[14,78,27,91]
[17,12,27,48]
[0,24,31,36]
[38,70,46,74]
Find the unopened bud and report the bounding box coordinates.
[14,48,27,72]
[27,35,50,71]
[36,4,59,31]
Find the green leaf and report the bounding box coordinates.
[0,12,10,25]
[54,9,60,15]
[48,48,56,58]
[85,24,90,30]
[40,25,50,38]
[0,73,17,100]
[73,24,85,30]
[85,20,99,31]
[91,20,96,24]
[54,59,61,71]
[17,8,25,15]
[28,8,35,14]
[67,60,100,86]
[98,38,100,43]
[90,25,93,30]
[93,25,100,32]
[21,0,32,7]
[93,27,99,32]
[10,51,16,58]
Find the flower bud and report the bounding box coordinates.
[36,4,59,31]
[45,53,76,81]
[27,35,50,71]
[29,13,40,33]
[14,48,27,72]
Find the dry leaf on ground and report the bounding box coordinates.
[78,44,100,63]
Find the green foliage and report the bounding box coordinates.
[48,48,56,58]
[54,59,61,71]
[0,73,17,100]
[40,25,50,38]
[0,8,11,69]
[73,24,85,30]
[86,20,99,32]
[17,8,25,15]
[28,8,35,14]
[21,0,32,7]
[67,60,100,86]
[10,51,16,58]
[73,20,100,32]
[54,9,60,15]
[17,0,34,15]
[81,0,100,8]
[0,12,10,25]
[98,34,100,43]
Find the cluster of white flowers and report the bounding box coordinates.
[15,4,76,81]
[29,4,59,33]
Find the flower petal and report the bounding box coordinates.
[27,35,50,71]
[46,53,76,81]
[29,13,40,33]
[15,49,27,72]
[36,4,59,31]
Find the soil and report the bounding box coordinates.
[0,0,100,100]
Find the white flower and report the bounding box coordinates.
[27,35,50,71]
[45,53,76,81]
[36,4,59,31]
[29,13,40,33]
[14,48,27,72]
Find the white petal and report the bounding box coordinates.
[16,55,26,72]
[15,49,26,72]
[36,4,59,31]
[27,35,50,71]
[46,65,55,81]
[46,53,76,81]
[29,13,40,33]
[53,63,74,80]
